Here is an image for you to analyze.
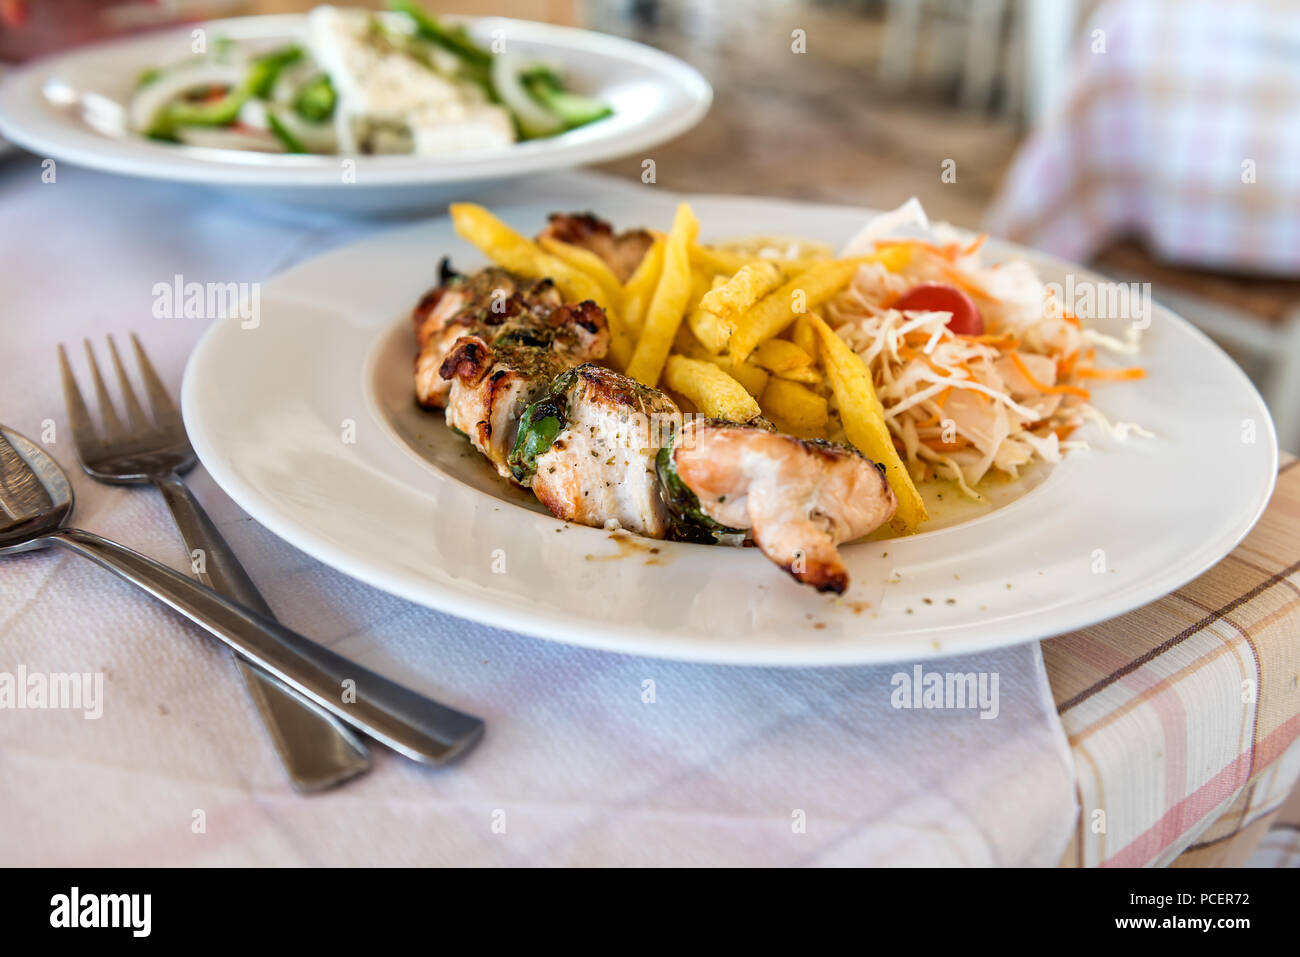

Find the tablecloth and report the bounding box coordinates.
[0,158,1077,866]
[984,0,1300,276]
[1045,458,1300,867]
[0,153,1295,866]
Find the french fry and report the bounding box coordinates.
[671,320,770,399]
[752,338,815,375]
[808,312,927,532]
[451,203,600,304]
[760,378,828,438]
[716,356,770,398]
[538,235,624,309]
[727,260,858,363]
[687,268,715,314]
[450,203,634,368]
[686,276,730,354]
[689,243,760,277]
[672,318,702,356]
[792,315,819,361]
[626,203,699,387]
[687,262,784,354]
[664,355,761,423]
[622,235,665,333]
[773,365,822,385]
[727,249,915,363]
[699,262,783,318]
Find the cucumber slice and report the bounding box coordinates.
[246,45,304,99]
[390,0,491,67]
[266,110,308,153]
[292,73,337,123]
[524,79,611,129]
[128,61,245,136]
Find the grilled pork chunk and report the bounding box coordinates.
[413,241,897,593]
[540,213,654,282]
[414,263,566,408]
[662,419,898,593]
[519,364,681,538]
[438,300,610,479]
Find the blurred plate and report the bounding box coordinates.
[182,194,1278,665]
[0,65,9,156]
[0,14,710,213]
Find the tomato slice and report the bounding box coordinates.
[894,282,984,336]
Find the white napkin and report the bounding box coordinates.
[0,157,1077,865]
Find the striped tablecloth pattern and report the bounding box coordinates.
[1047,458,1300,866]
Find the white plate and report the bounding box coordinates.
[0,65,10,157]
[0,14,710,213]
[182,194,1278,665]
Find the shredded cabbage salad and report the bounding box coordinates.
[825,201,1150,502]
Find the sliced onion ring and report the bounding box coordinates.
[490,52,561,139]
[127,61,246,133]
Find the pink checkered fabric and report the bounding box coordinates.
[985,0,1300,276]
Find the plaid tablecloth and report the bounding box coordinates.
[985,0,1300,276]
[0,151,1296,864]
[1047,457,1300,867]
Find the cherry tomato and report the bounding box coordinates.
[894,282,984,336]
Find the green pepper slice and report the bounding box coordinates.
[654,432,746,542]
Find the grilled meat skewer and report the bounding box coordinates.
[414,263,574,409]
[438,301,608,480]
[658,418,898,593]
[510,363,681,538]
[412,214,899,592]
[411,257,610,479]
[414,211,648,409]
[540,212,655,282]
[511,363,898,592]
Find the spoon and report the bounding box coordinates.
[0,425,483,766]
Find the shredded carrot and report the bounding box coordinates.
[938,262,993,300]
[1008,352,1091,400]
[961,233,988,257]
[872,238,995,298]
[1056,350,1079,379]
[1075,365,1146,381]
[1061,312,1081,328]
[921,437,970,452]
[916,389,951,425]
[968,332,1018,347]
[1053,424,1078,441]
[927,354,963,379]
[899,344,952,375]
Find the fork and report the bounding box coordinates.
[59,333,372,791]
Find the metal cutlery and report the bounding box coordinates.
[58,334,371,790]
[0,424,484,767]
